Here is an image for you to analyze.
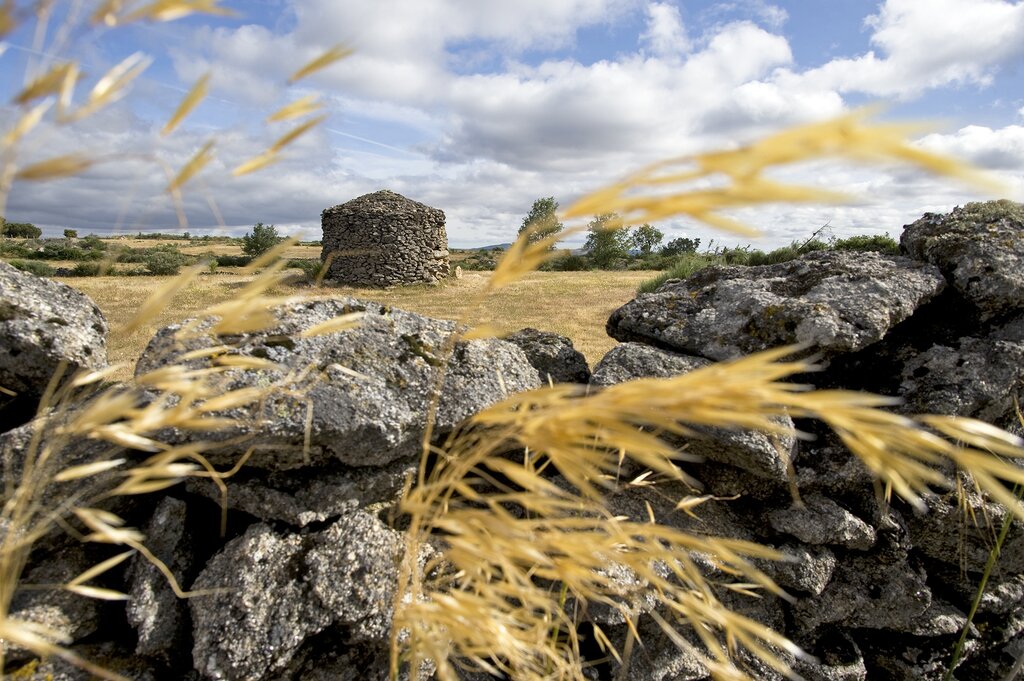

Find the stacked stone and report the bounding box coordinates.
[320,190,449,287]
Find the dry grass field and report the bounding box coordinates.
[57,268,656,381]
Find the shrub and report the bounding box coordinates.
[214,254,254,267]
[144,249,189,275]
[8,259,54,276]
[833,234,900,254]
[2,221,42,238]
[0,241,34,258]
[457,250,498,271]
[80,235,106,251]
[549,253,589,271]
[241,222,283,258]
[637,252,720,292]
[70,262,102,276]
[286,258,325,281]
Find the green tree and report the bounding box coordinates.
[631,223,664,255]
[583,213,633,268]
[241,222,283,257]
[63,229,78,238]
[517,197,564,247]
[2,222,42,238]
[661,236,700,256]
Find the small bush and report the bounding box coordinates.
[286,258,325,281]
[70,262,102,276]
[144,250,189,275]
[80,235,106,251]
[457,250,499,271]
[0,241,34,258]
[549,253,590,271]
[8,259,55,276]
[215,254,253,267]
[833,234,900,254]
[764,245,799,264]
[637,253,720,293]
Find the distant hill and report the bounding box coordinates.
[457,243,512,251]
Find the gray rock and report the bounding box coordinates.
[6,543,103,663]
[606,250,945,364]
[190,512,404,681]
[792,554,931,632]
[505,327,591,384]
[769,494,876,550]
[906,600,968,637]
[791,631,866,681]
[127,497,192,658]
[186,457,415,527]
[905,489,1024,574]
[758,543,836,596]
[590,343,796,481]
[900,199,1024,320]
[0,260,108,399]
[136,298,540,470]
[897,323,1024,423]
[590,342,710,388]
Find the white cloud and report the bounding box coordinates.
[917,124,1024,171]
[641,2,690,57]
[780,0,1024,98]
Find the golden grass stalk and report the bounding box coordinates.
[13,153,94,181]
[162,72,211,136]
[167,140,216,191]
[267,94,323,123]
[59,51,152,123]
[288,44,353,83]
[563,108,1005,233]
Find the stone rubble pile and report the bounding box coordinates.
[1,200,1023,680]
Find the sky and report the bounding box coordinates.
[1,0,1024,249]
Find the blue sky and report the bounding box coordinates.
[2,0,1024,249]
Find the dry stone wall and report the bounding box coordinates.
[320,189,449,287]
[4,200,1024,680]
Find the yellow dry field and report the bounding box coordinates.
[58,269,656,382]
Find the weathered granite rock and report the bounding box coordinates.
[0,260,108,406]
[769,494,876,550]
[791,630,866,681]
[321,190,449,287]
[897,317,1024,423]
[591,342,796,480]
[6,542,104,663]
[901,199,1024,320]
[606,250,945,364]
[792,554,931,633]
[590,342,709,388]
[505,327,591,384]
[758,543,836,596]
[127,497,192,659]
[186,457,415,527]
[190,512,404,681]
[136,298,540,470]
[906,489,1024,574]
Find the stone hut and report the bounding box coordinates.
[320,190,450,287]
